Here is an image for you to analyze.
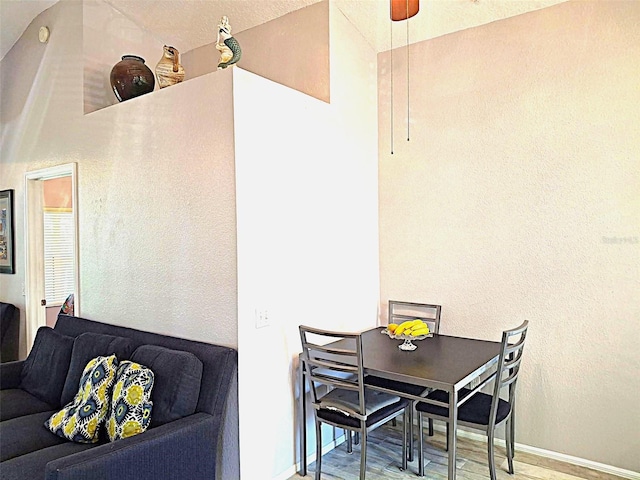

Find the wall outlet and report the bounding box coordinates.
[255,309,269,329]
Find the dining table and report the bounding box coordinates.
[297,326,503,480]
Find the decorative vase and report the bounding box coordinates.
[155,46,185,89]
[110,55,155,102]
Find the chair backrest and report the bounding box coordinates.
[388,300,442,334]
[489,320,529,425]
[299,325,366,417]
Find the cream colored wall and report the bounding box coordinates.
[235,5,378,478]
[379,0,640,473]
[0,0,238,352]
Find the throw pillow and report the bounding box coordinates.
[45,355,118,443]
[20,327,74,407]
[130,345,203,426]
[61,332,138,406]
[107,360,154,441]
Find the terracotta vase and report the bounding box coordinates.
[155,46,185,89]
[110,55,155,102]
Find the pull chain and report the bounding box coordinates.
[406,2,410,142]
[390,20,394,155]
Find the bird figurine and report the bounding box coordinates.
[155,45,185,88]
[216,16,242,69]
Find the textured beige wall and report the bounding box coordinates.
[379,0,640,473]
[0,1,238,351]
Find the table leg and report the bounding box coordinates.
[448,390,458,480]
[298,359,307,476]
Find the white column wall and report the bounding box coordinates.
[235,6,378,477]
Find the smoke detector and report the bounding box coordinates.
[39,26,50,43]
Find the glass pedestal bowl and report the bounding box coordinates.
[381,328,432,351]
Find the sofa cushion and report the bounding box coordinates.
[0,388,57,421]
[19,327,74,407]
[61,332,137,406]
[130,345,203,426]
[0,410,63,461]
[0,441,96,480]
[46,355,118,443]
[107,360,154,441]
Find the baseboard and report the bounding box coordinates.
[514,441,639,480]
[274,434,348,480]
[437,425,640,480]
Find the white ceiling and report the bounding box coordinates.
[1,0,567,62]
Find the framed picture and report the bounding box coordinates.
[0,189,15,274]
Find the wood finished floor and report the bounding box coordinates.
[288,423,626,480]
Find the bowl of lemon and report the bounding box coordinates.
[382,319,432,351]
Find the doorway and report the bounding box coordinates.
[24,163,79,351]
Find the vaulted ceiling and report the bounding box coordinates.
[1,0,567,62]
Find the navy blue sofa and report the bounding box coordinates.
[0,302,20,363]
[0,314,239,480]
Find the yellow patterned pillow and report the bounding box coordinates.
[45,355,118,443]
[107,360,154,441]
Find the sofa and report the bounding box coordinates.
[0,314,239,480]
[0,302,20,363]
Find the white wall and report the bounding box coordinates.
[379,0,640,473]
[0,0,238,353]
[235,5,378,478]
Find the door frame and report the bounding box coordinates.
[24,163,79,351]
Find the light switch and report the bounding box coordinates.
[255,309,269,329]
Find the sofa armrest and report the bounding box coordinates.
[0,360,24,389]
[45,413,220,480]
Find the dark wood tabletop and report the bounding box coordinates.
[360,327,502,392]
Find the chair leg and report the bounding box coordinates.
[347,429,353,454]
[354,432,360,445]
[359,427,367,480]
[428,418,434,436]
[418,412,425,477]
[510,407,516,460]
[401,407,408,470]
[506,418,514,474]
[408,407,414,462]
[315,420,322,480]
[487,429,497,480]
[445,423,449,452]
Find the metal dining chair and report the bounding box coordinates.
[415,320,529,479]
[299,325,411,480]
[364,301,442,460]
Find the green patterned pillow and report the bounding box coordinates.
[107,360,154,441]
[45,355,118,443]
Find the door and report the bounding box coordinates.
[24,163,79,351]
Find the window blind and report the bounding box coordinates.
[44,210,75,305]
